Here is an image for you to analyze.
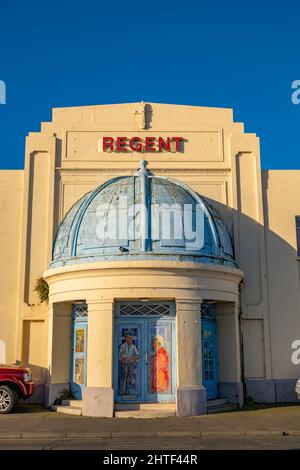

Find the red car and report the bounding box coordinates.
[0,365,35,414]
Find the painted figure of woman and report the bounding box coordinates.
[150,335,169,393]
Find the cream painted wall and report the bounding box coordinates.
[263,170,300,379]
[0,171,23,364]
[22,319,47,383]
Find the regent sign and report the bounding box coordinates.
[101,136,184,153]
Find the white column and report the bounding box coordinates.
[176,298,207,416]
[82,299,114,417]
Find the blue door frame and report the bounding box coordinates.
[201,304,218,399]
[114,301,176,404]
[70,304,88,400]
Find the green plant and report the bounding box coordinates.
[52,388,75,406]
[34,277,49,303]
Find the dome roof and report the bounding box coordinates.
[51,161,235,268]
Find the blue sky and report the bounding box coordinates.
[0,0,299,169]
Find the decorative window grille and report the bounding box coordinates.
[119,303,171,316]
[72,303,88,321]
[201,303,216,321]
[202,330,214,380]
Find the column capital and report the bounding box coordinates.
[50,302,73,317]
[176,298,203,313]
[86,299,114,312]
[176,297,203,305]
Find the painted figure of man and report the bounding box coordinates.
[150,335,169,393]
[119,330,140,395]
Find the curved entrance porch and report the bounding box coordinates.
[44,260,243,417]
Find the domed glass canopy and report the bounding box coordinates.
[51,161,235,268]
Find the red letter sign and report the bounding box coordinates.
[145,137,156,152]
[117,137,128,152]
[103,137,114,151]
[172,137,183,151]
[130,137,143,152]
[158,137,171,152]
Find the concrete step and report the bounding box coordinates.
[207,403,237,414]
[114,410,176,418]
[61,400,83,408]
[114,403,176,411]
[51,405,82,416]
[207,398,228,408]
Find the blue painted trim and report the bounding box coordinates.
[115,300,176,317]
[70,308,88,400]
[51,252,237,269]
[202,309,219,399]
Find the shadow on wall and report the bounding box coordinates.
[18,365,49,405]
[204,170,300,404]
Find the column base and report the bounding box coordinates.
[176,386,207,416]
[219,382,244,407]
[45,383,69,407]
[82,387,114,417]
[273,378,299,402]
[245,379,275,403]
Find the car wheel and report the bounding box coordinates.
[0,385,17,414]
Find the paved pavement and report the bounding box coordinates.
[0,404,300,441]
[1,436,300,450]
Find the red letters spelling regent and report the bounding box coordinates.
[102,136,185,153]
[172,137,183,151]
[117,137,128,152]
[103,137,114,151]
[145,137,156,152]
[130,137,143,152]
[158,137,171,152]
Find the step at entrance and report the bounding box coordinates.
[114,403,176,411]
[207,398,237,414]
[51,400,83,416]
[61,399,83,408]
[114,402,176,418]
[51,398,237,416]
[114,409,176,418]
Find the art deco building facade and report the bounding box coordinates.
[0,102,299,416]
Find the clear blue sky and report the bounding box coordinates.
[0,0,299,169]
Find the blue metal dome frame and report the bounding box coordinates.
[51,161,236,269]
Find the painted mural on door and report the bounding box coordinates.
[147,321,172,399]
[117,323,142,400]
[70,303,88,400]
[201,303,218,399]
[114,302,175,403]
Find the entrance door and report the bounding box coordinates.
[201,303,218,399]
[114,302,176,403]
[70,303,88,400]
